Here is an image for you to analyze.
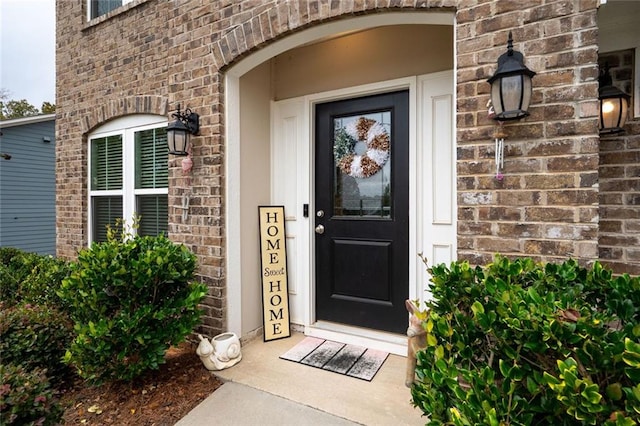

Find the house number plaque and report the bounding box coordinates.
[258,206,291,341]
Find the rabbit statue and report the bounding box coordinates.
[405,299,427,387]
[196,332,242,371]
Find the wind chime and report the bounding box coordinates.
[180,148,193,222]
[487,99,507,181]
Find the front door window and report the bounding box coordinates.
[333,112,392,218]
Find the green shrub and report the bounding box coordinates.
[0,247,23,265]
[0,304,73,386]
[0,363,64,426]
[412,255,640,425]
[0,248,70,309]
[18,256,71,310]
[0,247,32,306]
[58,230,207,385]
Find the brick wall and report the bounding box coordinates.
[55,0,278,337]
[56,0,636,338]
[56,0,173,260]
[599,121,640,276]
[455,0,601,266]
[597,50,639,275]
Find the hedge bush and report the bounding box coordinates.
[0,248,70,309]
[58,230,207,385]
[412,255,640,425]
[0,304,73,386]
[0,363,64,426]
[0,248,73,423]
[1,247,32,306]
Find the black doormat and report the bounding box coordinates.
[279,336,389,381]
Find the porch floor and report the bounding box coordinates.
[209,331,425,425]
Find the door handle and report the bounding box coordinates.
[315,224,325,234]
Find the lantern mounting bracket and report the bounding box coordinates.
[171,104,199,136]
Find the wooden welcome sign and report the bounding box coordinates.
[258,206,291,341]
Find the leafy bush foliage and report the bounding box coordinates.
[0,248,70,309]
[0,363,64,426]
[1,247,32,305]
[58,230,207,384]
[0,247,23,265]
[0,248,73,387]
[19,256,71,310]
[412,255,640,425]
[0,304,73,386]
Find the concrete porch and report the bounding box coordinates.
[181,331,425,425]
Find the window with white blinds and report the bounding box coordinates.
[135,128,168,189]
[91,135,123,190]
[92,196,123,243]
[137,195,168,236]
[135,128,168,236]
[88,116,168,243]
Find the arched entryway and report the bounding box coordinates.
[225,11,456,354]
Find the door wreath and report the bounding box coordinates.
[333,117,390,178]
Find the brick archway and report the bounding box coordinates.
[222,7,456,338]
[211,1,456,71]
[81,95,169,134]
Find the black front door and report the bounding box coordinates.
[315,90,409,334]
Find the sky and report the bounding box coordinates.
[0,0,56,108]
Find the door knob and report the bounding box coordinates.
[315,224,325,234]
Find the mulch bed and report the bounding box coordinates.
[59,342,223,425]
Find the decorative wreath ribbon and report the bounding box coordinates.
[333,117,390,178]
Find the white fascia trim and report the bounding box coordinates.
[0,114,56,128]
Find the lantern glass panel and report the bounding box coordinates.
[600,97,628,132]
[168,128,188,155]
[490,80,504,116]
[521,75,532,113]
[491,74,533,120]
[500,75,523,115]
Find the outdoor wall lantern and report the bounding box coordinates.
[488,31,536,121]
[167,104,199,156]
[598,63,630,134]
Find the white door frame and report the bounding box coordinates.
[302,78,418,355]
[297,72,456,355]
[225,12,456,354]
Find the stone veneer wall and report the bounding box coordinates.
[57,0,634,338]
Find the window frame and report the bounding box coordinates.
[88,115,168,244]
[86,0,134,21]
